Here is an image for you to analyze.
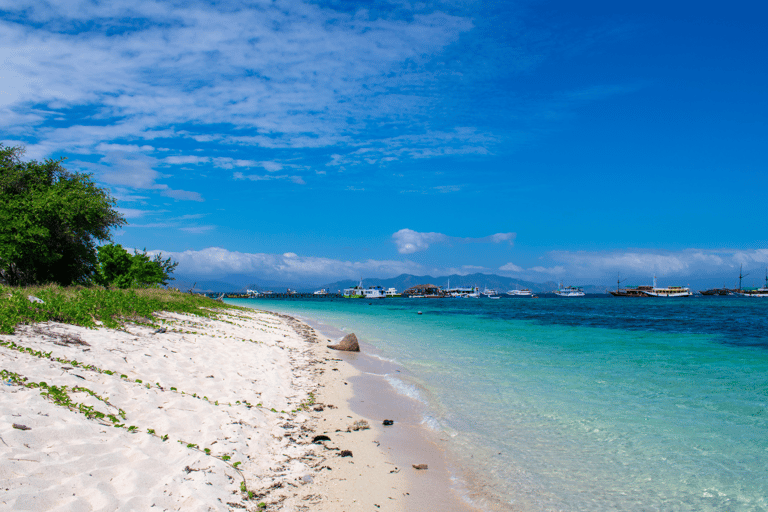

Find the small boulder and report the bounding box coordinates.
[382,419,394,426]
[412,464,428,470]
[328,333,360,352]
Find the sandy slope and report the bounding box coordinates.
[0,307,409,511]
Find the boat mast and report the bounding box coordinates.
[738,265,749,291]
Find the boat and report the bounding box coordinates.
[699,288,731,296]
[554,283,585,297]
[610,275,692,297]
[245,289,260,298]
[343,279,365,298]
[734,268,768,297]
[344,279,387,299]
[362,286,387,299]
[313,289,328,296]
[385,287,401,298]
[507,288,533,296]
[609,286,653,297]
[482,287,500,297]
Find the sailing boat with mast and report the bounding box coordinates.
[734,266,768,297]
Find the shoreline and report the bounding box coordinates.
[264,308,484,512]
[0,305,478,511]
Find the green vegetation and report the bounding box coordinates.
[0,144,125,286]
[1,144,177,289]
[0,285,231,334]
[95,243,178,289]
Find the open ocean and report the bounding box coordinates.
[227,296,768,511]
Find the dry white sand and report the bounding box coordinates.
[0,307,415,511]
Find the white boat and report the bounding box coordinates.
[482,287,500,297]
[554,283,585,297]
[343,279,365,298]
[385,287,401,297]
[343,279,386,298]
[642,276,693,297]
[245,289,260,297]
[507,288,533,296]
[362,286,386,299]
[313,289,328,296]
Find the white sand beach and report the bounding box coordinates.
[0,307,419,511]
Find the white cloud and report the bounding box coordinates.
[116,207,150,219]
[392,229,449,254]
[145,247,425,280]
[392,228,516,254]
[164,156,210,165]
[530,265,565,274]
[499,262,524,272]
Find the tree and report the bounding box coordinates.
[0,144,126,286]
[95,244,178,288]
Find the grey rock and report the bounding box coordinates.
[27,295,45,304]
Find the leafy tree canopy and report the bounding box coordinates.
[95,244,178,289]
[0,144,126,286]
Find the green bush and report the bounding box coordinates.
[95,243,178,289]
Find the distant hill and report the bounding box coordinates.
[173,272,611,294]
[169,271,756,295]
[319,273,568,293]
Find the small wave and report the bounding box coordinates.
[368,353,399,364]
[421,414,443,431]
[384,375,426,403]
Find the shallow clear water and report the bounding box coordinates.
[228,297,768,511]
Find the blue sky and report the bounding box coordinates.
[2,0,767,286]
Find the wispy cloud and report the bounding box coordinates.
[547,249,768,277]
[233,172,306,185]
[2,1,473,155]
[392,228,515,254]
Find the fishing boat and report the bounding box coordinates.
[554,283,585,297]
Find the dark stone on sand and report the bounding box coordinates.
[312,435,332,443]
[12,423,31,431]
[313,405,324,412]
[412,464,428,470]
[340,450,353,457]
[327,333,360,352]
[382,419,394,426]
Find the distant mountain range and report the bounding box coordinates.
[170,272,610,294]
[168,271,762,295]
[317,273,613,294]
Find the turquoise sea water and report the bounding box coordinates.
[228,297,768,511]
